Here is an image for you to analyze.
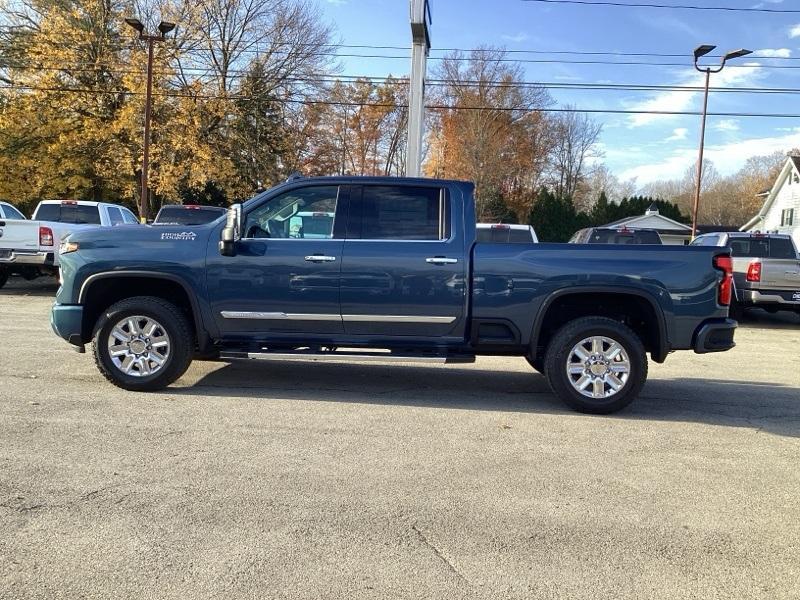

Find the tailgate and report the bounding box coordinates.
[0,220,41,254]
[761,258,800,291]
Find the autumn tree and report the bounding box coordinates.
[425,47,552,218]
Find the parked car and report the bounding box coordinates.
[52,176,736,414]
[0,200,139,288]
[477,223,538,243]
[691,232,800,319]
[569,227,663,245]
[0,201,27,220]
[153,204,227,226]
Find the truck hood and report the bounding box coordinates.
[65,222,216,256]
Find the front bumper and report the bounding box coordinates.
[741,289,800,306]
[693,318,737,354]
[51,303,85,349]
[0,250,55,266]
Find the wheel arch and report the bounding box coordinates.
[78,271,209,350]
[530,286,669,364]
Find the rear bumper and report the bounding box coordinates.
[741,289,800,306]
[693,318,737,354]
[51,303,85,348]
[0,250,55,266]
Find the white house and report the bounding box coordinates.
[741,156,800,247]
[604,204,693,245]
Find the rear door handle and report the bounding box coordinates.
[426,257,458,265]
[305,255,336,262]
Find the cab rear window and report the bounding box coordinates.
[35,203,101,224]
[476,227,534,243]
[726,237,797,258]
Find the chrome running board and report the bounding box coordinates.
[219,349,475,364]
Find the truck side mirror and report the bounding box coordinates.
[219,203,242,256]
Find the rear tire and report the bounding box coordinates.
[544,317,647,414]
[92,296,193,391]
[0,267,8,289]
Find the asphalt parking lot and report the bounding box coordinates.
[1,277,799,600]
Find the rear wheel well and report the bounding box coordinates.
[81,277,198,346]
[532,292,665,363]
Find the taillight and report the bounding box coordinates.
[746,261,761,282]
[713,254,733,306]
[39,226,54,246]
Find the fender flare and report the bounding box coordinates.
[78,270,210,350]
[530,286,670,362]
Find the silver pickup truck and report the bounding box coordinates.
[0,200,139,288]
[691,232,800,319]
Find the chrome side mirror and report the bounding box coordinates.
[219,203,242,256]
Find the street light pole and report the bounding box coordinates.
[125,18,176,222]
[690,45,752,239]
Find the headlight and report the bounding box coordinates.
[59,241,79,254]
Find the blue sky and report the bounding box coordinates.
[317,0,800,187]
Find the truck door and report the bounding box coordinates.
[206,185,348,336]
[339,184,467,339]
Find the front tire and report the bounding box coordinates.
[544,317,647,414]
[92,296,193,391]
[0,267,8,289]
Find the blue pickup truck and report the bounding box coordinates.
[51,176,736,414]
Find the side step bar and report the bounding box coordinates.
[219,349,476,364]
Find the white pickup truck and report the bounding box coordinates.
[0,200,139,288]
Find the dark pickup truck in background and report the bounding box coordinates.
[51,176,736,414]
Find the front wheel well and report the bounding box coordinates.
[81,276,198,347]
[532,292,665,363]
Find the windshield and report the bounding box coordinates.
[154,206,226,226]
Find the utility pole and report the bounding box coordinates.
[406,0,431,177]
[690,45,751,239]
[125,18,176,222]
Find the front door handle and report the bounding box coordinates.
[426,257,458,265]
[305,254,337,262]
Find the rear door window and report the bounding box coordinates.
[107,207,124,225]
[1,204,25,219]
[355,185,448,240]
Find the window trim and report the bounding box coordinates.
[347,184,453,243]
[240,184,348,242]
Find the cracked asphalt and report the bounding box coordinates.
[1,278,799,599]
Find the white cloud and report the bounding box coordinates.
[620,130,800,184]
[626,64,763,128]
[790,24,800,38]
[714,119,740,132]
[501,32,529,43]
[756,48,791,58]
[666,128,689,142]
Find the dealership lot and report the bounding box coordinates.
[1,279,799,600]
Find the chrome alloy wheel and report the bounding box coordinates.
[565,336,631,399]
[107,315,171,377]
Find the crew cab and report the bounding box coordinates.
[0,200,139,287]
[51,177,736,414]
[691,232,800,319]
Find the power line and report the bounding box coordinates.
[4,83,800,118]
[520,0,800,12]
